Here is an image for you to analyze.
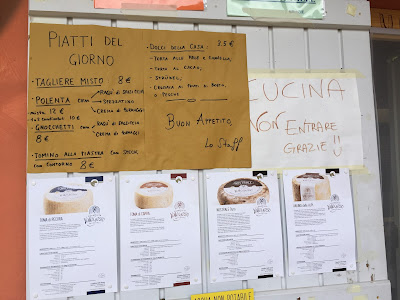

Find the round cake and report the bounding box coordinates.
[292,173,331,201]
[135,181,173,209]
[44,185,93,215]
[217,178,269,205]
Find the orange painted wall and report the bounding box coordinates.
[0,0,28,299]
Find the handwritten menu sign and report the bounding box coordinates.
[144,30,251,170]
[27,23,251,173]
[249,73,363,169]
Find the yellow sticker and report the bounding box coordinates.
[191,289,254,300]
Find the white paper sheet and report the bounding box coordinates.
[119,173,202,291]
[27,176,118,299]
[249,74,363,169]
[206,171,284,283]
[283,169,356,276]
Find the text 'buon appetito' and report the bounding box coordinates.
[27,24,251,173]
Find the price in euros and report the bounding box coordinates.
[80,160,94,170]
[118,76,131,84]
[49,108,65,114]
[36,135,49,143]
[217,40,234,47]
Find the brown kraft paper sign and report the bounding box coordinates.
[28,23,251,173]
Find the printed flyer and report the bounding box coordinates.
[119,173,202,290]
[27,176,118,299]
[283,169,356,276]
[206,171,284,283]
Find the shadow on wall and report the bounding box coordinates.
[0,0,25,35]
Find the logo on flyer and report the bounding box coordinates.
[170,201,189,221]
[253,197,271,216]
[84,205,105,226]
[257,197,267,206]
[174,201,185,210]
[327,194,344,213]
[330,194,340,202]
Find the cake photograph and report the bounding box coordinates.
[134,181,174,209]
[217,178,270,205]
[43,185,94,215]
[292,173,331,202]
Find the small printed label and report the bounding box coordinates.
[139,182,168,196]
[253,197,271,216]
[170,201,189,221]
[296,174,323,202]
[84,205,105,226]
[300,182,316,201]
[191,289,254,300]
[47,185,88,201]
[327,194,344,213]
[224,179,263,197]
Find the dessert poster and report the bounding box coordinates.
[119,172,201,291]
[206,171,284,283]
[283,169,356,276]
[27,176,118,299]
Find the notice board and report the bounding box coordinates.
[25,4,390,300]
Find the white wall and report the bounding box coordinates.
[28,0,391,299]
